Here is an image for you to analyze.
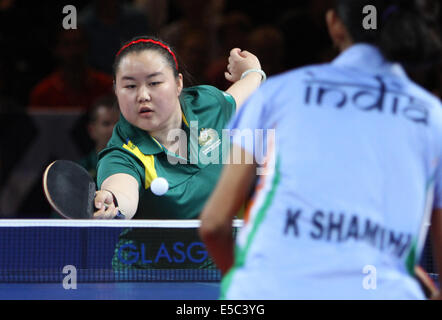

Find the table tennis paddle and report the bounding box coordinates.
[414,265,439,299]
[43,160,125,219]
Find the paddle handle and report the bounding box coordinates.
[114,210,126,220]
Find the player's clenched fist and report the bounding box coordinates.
[225,48,261,83]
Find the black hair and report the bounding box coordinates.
[88,94,119,123]
[112,36,179,80]
[334,0,441,67]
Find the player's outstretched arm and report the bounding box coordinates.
[224,48,264,110]
[431,208,442,299]
[199,144,257,274]
[94,173,139,219]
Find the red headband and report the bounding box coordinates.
[116,39,178,70]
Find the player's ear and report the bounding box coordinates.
[326,9,340,45]
[176,73,183,96]
[326,9,352,51]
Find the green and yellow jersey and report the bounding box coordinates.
[97,85,236,219]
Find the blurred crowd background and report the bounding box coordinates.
[0,0,441,218]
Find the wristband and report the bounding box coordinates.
[240,69,266,82]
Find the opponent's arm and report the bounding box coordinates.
[199,145,257,274]
[93,173,139,219]
[225,48,264,110]
[431,208,442,299]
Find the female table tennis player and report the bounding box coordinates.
[92,36,264,270]
[93,36,264,220]
[200,0,442,299]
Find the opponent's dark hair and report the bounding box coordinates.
[112,36,179,79]
[334,0,441,67]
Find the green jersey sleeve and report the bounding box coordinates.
[222,91,236,109]
[96,148,144,192]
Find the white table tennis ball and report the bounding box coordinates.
[151,177,169,196]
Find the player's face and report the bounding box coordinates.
[114,50,183,133]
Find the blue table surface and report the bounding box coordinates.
[0,282,221,300]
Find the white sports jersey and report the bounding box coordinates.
[223,44,442,299]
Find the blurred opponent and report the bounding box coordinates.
[200,0,442,299]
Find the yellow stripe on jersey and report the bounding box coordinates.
[123,140,158,189]
[182,111,189,127]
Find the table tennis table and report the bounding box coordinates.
[0,282,220,300]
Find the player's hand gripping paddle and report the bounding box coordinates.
[43,160,125,219]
